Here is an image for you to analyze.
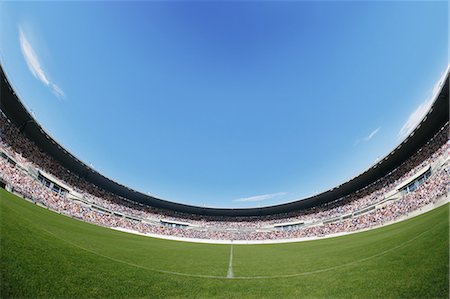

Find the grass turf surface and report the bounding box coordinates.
[1,188,448,298]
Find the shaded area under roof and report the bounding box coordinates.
[1,65,448,216]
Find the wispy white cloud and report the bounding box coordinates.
[398,66,448,140]
[363,127,380,141]
[234,192,287,203]
[19,27,65,99]
[398,98,433,140]
[354,127,381,146]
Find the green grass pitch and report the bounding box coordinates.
[1,187,448,298]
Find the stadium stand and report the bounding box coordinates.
[0,65,448,242]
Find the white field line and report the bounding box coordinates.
[32,219,439,280]
[227,244,234,278]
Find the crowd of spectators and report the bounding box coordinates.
[0,111,448,241]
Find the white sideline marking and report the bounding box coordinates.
[32,220,438,280]
[227,244,234,278]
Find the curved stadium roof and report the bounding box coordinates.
[1,65,449,216]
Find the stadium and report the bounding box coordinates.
[1,2,449,298]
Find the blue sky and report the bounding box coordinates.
[0,2,448,208]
